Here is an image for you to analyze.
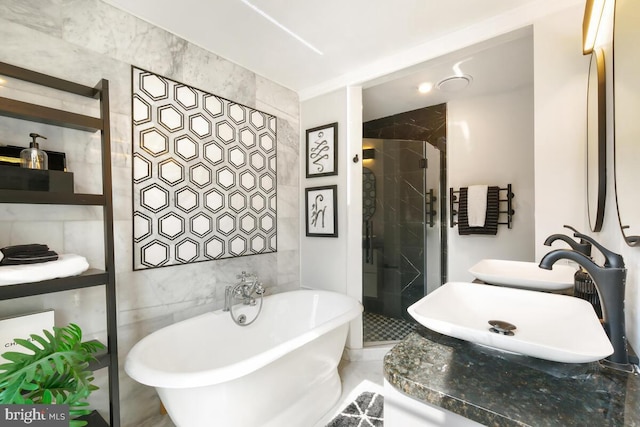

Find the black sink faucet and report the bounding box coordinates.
[543,225,592,256]
[539,231,631,370]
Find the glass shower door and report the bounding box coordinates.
[362,138,427,342]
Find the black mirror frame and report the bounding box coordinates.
[613,0,640,247]
[587,47,606,232]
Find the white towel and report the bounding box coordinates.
[0,254,90,286]
[467,185,489,227]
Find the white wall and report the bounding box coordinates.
[300,87,363,348]
[0,1,300,425]
[300,90,348,293]
[595,0,640,355]
[447,86,535,281]
[533,4,590,258]
[534,1,640,351]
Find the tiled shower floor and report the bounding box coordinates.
[363,311,417,343]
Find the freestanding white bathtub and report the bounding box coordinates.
[125,289,362,427]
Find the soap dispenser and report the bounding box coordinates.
[20,133,48,170]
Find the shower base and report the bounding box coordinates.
[363,311,417,343]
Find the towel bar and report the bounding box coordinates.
[449,184,515,229]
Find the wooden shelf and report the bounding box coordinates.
[0,61,120,427]
[0,62,99,99]
[0,189,105,205]
[0,269,108,299]
[0,97,102,132]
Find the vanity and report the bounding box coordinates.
[384,327,640,426]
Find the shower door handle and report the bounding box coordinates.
[425,189,437,228]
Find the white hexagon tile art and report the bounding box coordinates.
[132,67,277,269]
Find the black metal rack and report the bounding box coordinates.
[449,184,515,229]
[0,61,119,427]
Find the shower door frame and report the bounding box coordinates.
[361,138,447,326]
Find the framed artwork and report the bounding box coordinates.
[305,185,338,237]
[131,66,277,270]
[306,122,338,178]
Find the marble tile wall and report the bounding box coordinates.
[363,103,447,148]
[0,1,300,425]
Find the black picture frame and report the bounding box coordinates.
[306,122,338,178]
[305,185,338,237]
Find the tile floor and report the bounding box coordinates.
[137,353,386,427]
[363,311,417,342]
[313,357,385,426]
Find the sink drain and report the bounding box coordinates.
[488,320,516,336]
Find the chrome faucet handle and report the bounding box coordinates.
[255,282,265,295]
[564,226,625,269]
[237,271,258,282]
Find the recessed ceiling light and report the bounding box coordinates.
[239,0,323,55]
[418,82,433,94]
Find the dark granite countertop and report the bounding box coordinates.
[384,327,640,426]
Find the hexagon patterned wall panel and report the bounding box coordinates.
[132,67,277,270]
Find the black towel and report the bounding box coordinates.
[1,251,59,265]
[0,244,59,265]
[0,244,49,257]
[458,186,499,235]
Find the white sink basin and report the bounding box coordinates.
[407,282,613,363]
[469,259,576,291]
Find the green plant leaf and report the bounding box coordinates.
[0,351,29,363]
[0,323,103,422]
[13,337,41,353]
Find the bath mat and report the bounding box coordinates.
[325,391,384,427]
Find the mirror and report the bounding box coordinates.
[587,48,606,232]
[614,0,640,246]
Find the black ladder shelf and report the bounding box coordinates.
[0,61,119,427]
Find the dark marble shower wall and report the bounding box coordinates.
[382,140,425,321]
[363,103,447,151]
[363,104,447,322]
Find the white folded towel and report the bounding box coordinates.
[467,185,489,227]
[0,254,90,286]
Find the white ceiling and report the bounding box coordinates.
[103,0,552,91]
[103,0,572,120]
[362,27,534,121]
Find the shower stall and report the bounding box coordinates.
[362,138,445,343]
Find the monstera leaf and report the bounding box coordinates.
[0,323,105,427]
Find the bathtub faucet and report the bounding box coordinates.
[224,271,265,311]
